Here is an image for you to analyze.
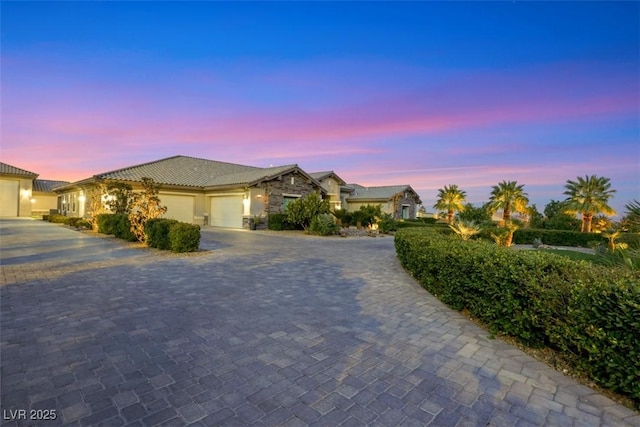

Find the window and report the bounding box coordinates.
[291,177,295,185]
[283,195,300,210]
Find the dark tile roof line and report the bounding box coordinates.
[0,162,38,177]
[345,184,415,201]
[33,179,70,193]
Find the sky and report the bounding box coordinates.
[2,1,638,217]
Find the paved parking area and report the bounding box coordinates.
[1,219,638,426]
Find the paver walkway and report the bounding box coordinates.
[1,219,638,426]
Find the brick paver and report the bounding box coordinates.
[1,219,638,426]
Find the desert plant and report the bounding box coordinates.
[449,220,481,241]
[87,183,108,231]
[491,221,519,247]
[563,175,616,233]
[128,177,167,243]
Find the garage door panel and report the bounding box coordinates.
[210,196,243,228]
[161,194,195,223]
[0,180,19,217]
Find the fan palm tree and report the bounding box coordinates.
[487,180,529,224]
[433,185,467,225]
[563,175,616,233]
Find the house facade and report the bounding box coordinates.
[54,156,326,229]
[343,184,422,220]
[308,171,346,211]
[0,162,66,218]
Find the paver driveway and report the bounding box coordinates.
[1,219,637,426]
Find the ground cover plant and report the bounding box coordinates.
[395,228,640,406]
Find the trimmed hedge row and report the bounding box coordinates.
[512,228,606,247]
[394,228,640,404]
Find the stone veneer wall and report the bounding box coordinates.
[263,172,319,214]
[393,192,420,219]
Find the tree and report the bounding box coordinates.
[128,177,167,243]
[286,193,329,231]
[621,199,640,232]
[433,184,467,225]
[458,203,492,225]
[86,183,108,231]
[487,180,529,224]
[105,181,135,214]
[542,200,581,231]
[563,175,616,233]
[526,204,544,229]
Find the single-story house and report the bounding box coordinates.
[308,171,346,211]
[0,162,66,218]
[342,183,422,220]
[55,155,327,229]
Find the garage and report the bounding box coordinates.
[161,194,195,223]
[210,195,243,228]
[0,179,19,217]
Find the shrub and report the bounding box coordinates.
[96,214,135,241]
[66,217,82,227]
[378,213,397,234]
[168,223,201,253]
[146,218,179,250]
[75,219,92,229]
[268,213,298,230]
[286,193,329,231]
[97,213,117,235]
[48,214,68,224]
[394,228,640,403]
[128,177,167,243]
[42,215,49,221]
[309,213,339,236]
[513,228,606,247]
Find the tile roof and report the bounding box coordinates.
[346,184,414,201]
[0,162,38,177]
[90,155,306,188]
[33,179,70,193]
[309,171,346,186]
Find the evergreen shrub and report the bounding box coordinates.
[168,223,201,253]
[394,228,640,404]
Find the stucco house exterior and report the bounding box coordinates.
[55,155,327,229]
[343,184,422,220]
[0,162,66,218]
[308,171,346,211]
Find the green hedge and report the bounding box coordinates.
[394,228,640,404]
[267,213,298,230]
[48,214,70,224]
[96,214,136,241]
[513,228,605,247]
[168,223,201,253]
[145,218,179,250]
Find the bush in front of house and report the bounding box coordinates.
[145,218,179,250]
[168,222,201,253]
[96,213,136,241]
[309,213,339,236]
[267,213,298,231]
[394,228,640,404]
[377,213,397,234]
[48,214,69,224]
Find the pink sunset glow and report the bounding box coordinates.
[1,2,638,216]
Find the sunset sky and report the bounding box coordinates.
[2,2,638,216]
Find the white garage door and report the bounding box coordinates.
[161,194,195,223]
[0,179,19,217]
[210,195,243,228]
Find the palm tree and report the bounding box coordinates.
[433,185,467,225]
[563,175,616,233]
[487,180,529,224]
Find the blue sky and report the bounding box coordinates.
[2,1,638,216]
